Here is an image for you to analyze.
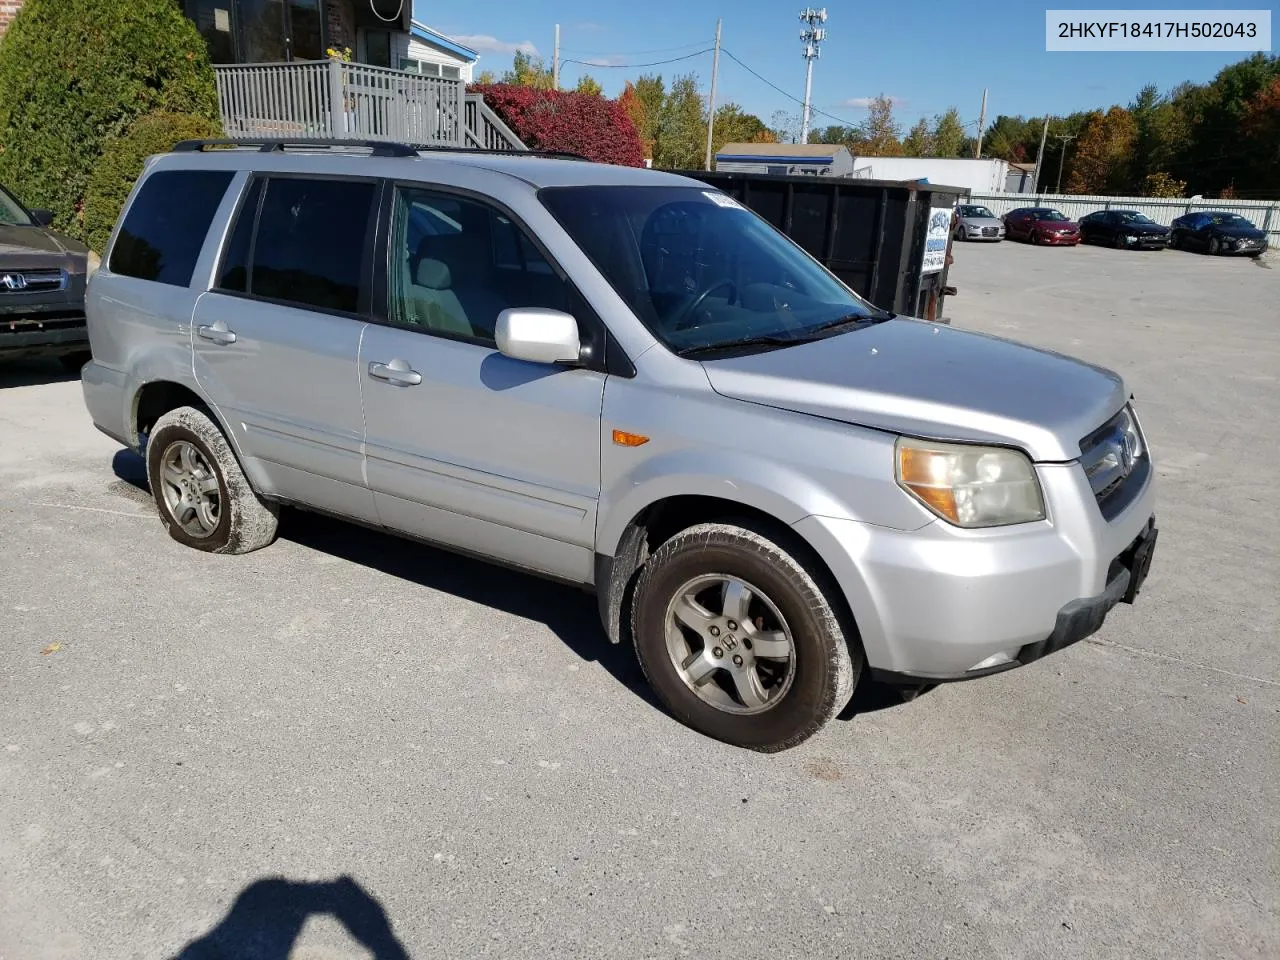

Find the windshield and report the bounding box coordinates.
[1209,213,1252,227]
[539,185,887,356]
[1115,211,1155,224]
[1035,209,1069,221]
[0,186,34,226]
[959,205,995,219]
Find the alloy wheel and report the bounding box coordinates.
[158,439,221,538]
[663,574,797,715]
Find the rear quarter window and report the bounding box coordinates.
[109,170,234,286]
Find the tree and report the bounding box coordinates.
[1142,171,1187,198]
[771,110,802,144]
[709,103,774,159]
[575,74,603,97]
[0,0,219,243]
[859,95,902,155]
[1066,107,1137,194]
[621,74,665,158]
[930,107,967,158]
[653,73,705,169]
[469,83,643,166]
[1240,75,1280,193]
[501,50,554,90]
[476,70,498,84]
[902,118,931,157]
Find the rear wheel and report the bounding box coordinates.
[145,405,279,555]
[631,522,860,752]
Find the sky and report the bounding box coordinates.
[419,0,1266,133]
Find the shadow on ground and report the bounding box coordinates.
[0,358,80,389]
[111,449,913,726]
[171,875,410,959]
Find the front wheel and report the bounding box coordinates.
[145,405,279,554]
[631,522,860,752]
[1209,237,1221,255]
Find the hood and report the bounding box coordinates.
[701,319,1127,462]
[1036,219,1078,230]
[960,216,1003,227]
[1120,223,1168,235]
[0,224,87,267]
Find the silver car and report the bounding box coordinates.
[953,203,1006,241]
[80,140,1158,752]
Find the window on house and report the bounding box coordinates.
[365,29,392,67]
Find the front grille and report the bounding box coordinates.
[1080,405,1149,520]
[0,268,66,293]
[2,310,85,332]
[981,226,998,237]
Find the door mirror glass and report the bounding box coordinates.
[495,308,581,365]
[29,208,54,226]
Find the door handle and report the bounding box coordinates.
[197,324,237,345]
[368,360,422,386]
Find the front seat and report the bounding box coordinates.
[401,258,472,337]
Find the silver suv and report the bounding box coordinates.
[81,140,1158,752]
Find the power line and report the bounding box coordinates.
[558,39,715,56]
[720,48,860,129]
[560,49,713,69]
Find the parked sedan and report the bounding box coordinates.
[1079,210,1170,250]
[1,184,94,369]
[1169,211,1268,257]
[1002,207,1081,245]
[952,203,1005,242]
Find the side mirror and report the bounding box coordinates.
[495,308,581,365]
[30,208,54,227]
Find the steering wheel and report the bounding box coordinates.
[672,279,738,331]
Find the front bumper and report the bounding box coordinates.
[962,226,1004,241]
[794,459,1157,682]
[0,306,87,359]
[1038,233,1080,245]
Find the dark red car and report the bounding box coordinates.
[1002,207,1081,246]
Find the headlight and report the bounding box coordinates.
[895,438,1046,528]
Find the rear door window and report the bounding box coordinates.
[109,170,234,286]
[247,177,378,314]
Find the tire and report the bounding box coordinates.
[1209,237,1220,255]
[145,405,278,555]
[630,521,860,752]
[1169,232,1180,250]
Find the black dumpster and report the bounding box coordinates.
[675,170,964,321]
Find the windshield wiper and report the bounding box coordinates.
[676,334,802,358]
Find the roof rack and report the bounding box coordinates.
[170,138,587,162]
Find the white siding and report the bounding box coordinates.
[849,158,1009,193]
[404,35,474,82]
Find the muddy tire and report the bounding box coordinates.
[145,405,278,554]
[631,521,860,752]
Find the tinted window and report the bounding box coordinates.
[250,177,376,313]
[0,186,33,226]
[216,177,263,293]
[110,170,234,286]
[541,185,887,357]
[388,187,569,343]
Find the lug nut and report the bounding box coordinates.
[732,654,744,666]
[709,625,720,637]
[712,647,724,659]
[727,620,738,631]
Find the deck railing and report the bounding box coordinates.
[213,60,521,148]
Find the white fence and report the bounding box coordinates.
[966,191,1280,244]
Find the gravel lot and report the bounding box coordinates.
[1,240,1277,960]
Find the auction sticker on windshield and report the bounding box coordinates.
[703,191,745,209]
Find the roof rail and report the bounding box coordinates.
[170,139,588,162]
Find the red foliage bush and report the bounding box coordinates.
[467,83,645,167]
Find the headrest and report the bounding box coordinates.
[415,258,451,290]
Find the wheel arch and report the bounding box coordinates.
[594,493,862,659]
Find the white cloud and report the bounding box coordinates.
[840,96,906,109]
[581,55,627,67]
[453,34,539,56]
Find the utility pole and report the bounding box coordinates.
[1054,133,1077,193]
[974,87,988,158]
[552,24,560,89]
[798,8,827,144]
[703,18,723,170]
[1032,116,1050,193]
